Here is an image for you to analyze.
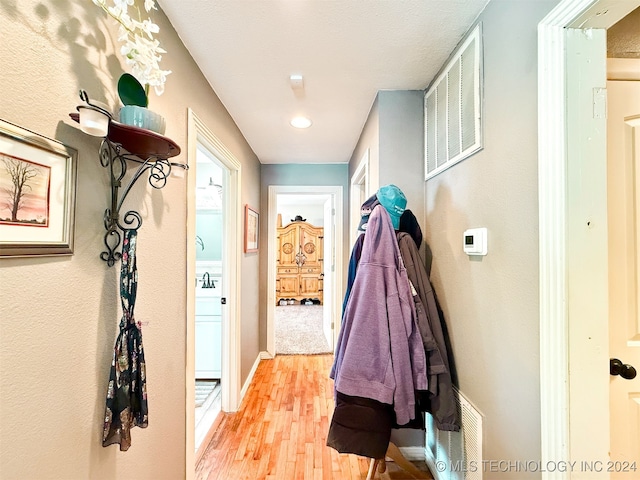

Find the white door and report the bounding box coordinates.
[194,151,225,379]
[607,77,640,475]
[322,197,334,349]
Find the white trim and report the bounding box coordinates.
[260,350,274,360]
[538,2,640,479]
[186,109,243,478]
[350,150,370,247]
[352,149,369,192]
[566,25,611,469]
[538,7,572,475]
[189,110,243,414]
[266,186,277,356]
[240,353,263,399]
[397,446,426,462]
[266,185,344,356]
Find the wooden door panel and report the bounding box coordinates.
[299,276,319,296]
[278,275,299,297]
[299,224,323,267]
[278,227,298,267]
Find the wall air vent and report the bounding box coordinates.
[425,388,483,480]
[425,24,483,180]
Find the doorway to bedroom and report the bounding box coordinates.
[267,185,344,357]
[275,193,332,355]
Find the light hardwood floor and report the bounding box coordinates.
[195,354,430,480]
[195,354,372,479]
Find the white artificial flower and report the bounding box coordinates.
[140,19,159,39]
[144,0,156,12]
[114,0,134,9]
[93,0,170,98]
[117,25,128,42]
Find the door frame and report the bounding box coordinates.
[266,185,344,356]
[350,149,370,247]
[186,109,242,472]
[538,0,640,476]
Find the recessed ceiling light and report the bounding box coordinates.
[290,116,312,129]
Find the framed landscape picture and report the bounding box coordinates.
[0,119,78,258]
[244,204,259,253]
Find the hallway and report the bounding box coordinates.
[195,355,373,479]
[195,355,427,480]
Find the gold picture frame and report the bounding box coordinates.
[244,204,259,253]
[0,119,78,258]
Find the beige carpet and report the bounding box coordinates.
[275,305,332,355]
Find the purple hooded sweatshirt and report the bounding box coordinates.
[331,205,427,425]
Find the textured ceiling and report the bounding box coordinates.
[158,1,489,164]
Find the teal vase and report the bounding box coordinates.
[119,105,166,135]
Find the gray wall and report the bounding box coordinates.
[346,1,559,469]
[347,91,426,447]
[350,97,380,189]
[349,91,426,216]
[0,2,261,478]
[378,90,425,224]
[424,2,557,478]
[259,163,349,350]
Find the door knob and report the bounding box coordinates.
[610,358,637,380]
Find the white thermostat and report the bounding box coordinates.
[463,228,487,256]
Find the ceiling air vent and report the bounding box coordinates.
[425,24,483,180]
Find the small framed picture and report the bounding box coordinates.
[244,204,259,253]
[0,119,78,258]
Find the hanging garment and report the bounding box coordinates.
[330,205,427,425]
[397,232,460,431]
[341,209,424,316]
[328,206,427,458]
[340,233,365,315]
[339,212,460,432]
[102,229,149,451]
[327,391,395,459]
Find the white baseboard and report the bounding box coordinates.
[240,353,263,399]
[260,350,274,360]
[397,446,427,462]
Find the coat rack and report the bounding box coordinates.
[70,111,187,266]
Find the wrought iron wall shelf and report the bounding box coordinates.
[70,113,187,266]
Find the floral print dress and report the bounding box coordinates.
[102,229,148,451]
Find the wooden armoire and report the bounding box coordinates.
[276,220,324,305]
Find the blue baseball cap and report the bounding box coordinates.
[376,184,407,230]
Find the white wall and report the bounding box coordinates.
[0,2,261,479]
[278,205,325,227]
